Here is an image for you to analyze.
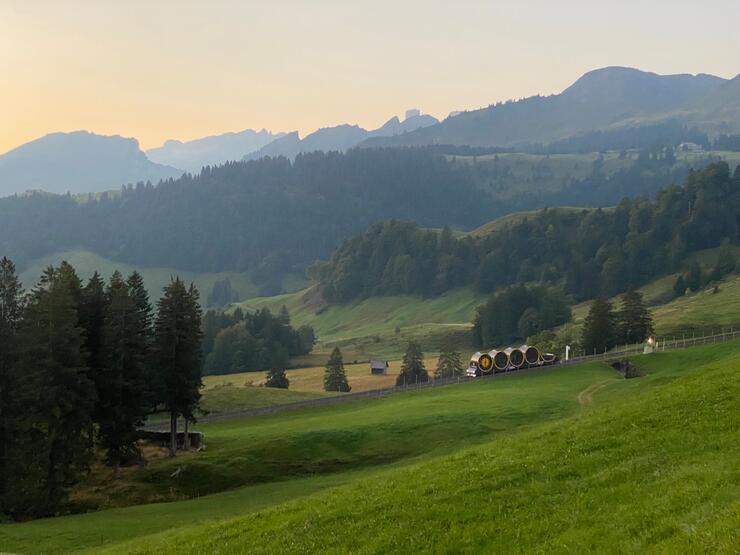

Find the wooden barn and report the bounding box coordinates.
[370,360,389,375]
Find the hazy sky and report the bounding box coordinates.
[2,0,739,153]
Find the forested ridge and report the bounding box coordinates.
[313,162,740,303]
[0,149,488,294]
[0,146,725,295]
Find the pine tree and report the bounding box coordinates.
[97,272,148,474]
[434,346,464,379]
[16,264,96,515]
[127,272,156,412]
[396,341,428,386]
[297,325,316,354]
[323,347,351,392]
[127,272,152,331]
[265,367,289,389]
[154,278,203,457]
[80,272,108,379]
[0,257,24,514]
[581,298,617,355]
[616,290,654,344]
[79,272,108,448]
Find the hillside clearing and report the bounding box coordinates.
[237,286,483,357]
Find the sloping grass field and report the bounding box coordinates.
[570,272,740,342]
[146,386,332,425]
[653,275,740,335]
[2,340,738,553]
[237,286,484,357]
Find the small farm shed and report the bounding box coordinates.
[370,360,389,375]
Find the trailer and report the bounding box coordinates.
[466,345,560,377]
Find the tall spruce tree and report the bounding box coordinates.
[127,272,156,412]
[323,347,351,392]
[97,272,148,474]
[80,272,107,377]
[434,346,464,379]
[16,264,96,515]
[154,278,203,456]
[0,257,24,514]
[581,298,617,354]
[396,341,428,386]
[80,272,108,447]
[616,290,654,344]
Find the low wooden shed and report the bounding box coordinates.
[370,360,389,375]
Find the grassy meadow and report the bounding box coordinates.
[111,341,739,555]
[202,355,445,395]
[1,340,738,553]
[237,286,484,358]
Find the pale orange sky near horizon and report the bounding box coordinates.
[2,0,739,154]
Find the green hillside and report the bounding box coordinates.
[237,250,740,362]
[18,249,305,305]
[2,340,737,553]
[570,250,740,340]
[147,386,331,425]
[237,286,486,357]
[125,343,739,554]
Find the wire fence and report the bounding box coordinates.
[143,328,740,430]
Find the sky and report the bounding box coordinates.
[2,0,739,154]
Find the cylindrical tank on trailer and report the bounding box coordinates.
[492,350,510,372]
[540,352,558,365]
[505,347,525,368]
[521,345,540,366]
[470,351,493,375]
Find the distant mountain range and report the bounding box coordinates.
[361,67,739,149]
[0,111,438,197]
[243,111,439,160]
[0,131,183,197]
[3,67,740,198]
[146,129,285,173]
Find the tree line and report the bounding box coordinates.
[313,163,740,306]
[0,148,724,296]
[0,258,203,519]
[0,149,492,296]
[202,306,315,375]
[713,134,740,152]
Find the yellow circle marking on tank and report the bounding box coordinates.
[479,354,493,371]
